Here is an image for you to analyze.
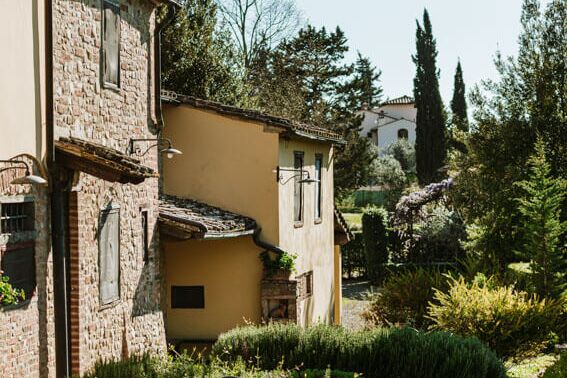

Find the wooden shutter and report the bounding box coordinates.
[99,208,120,304]
[294,152,304,222]
[314,155,322,220]
[102,0,120,86]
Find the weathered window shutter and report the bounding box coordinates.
[102,0,120,87]
[99,208,120,304]
[294,152,304,222]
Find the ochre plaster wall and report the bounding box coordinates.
[164,237,263,340]
[277,139,335,326]
[162,105,280,244]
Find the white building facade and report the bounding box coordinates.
[358,95,417,153]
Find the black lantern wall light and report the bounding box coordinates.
[0,158,48,186]
[128,138,182,159]
[274,166,319,185]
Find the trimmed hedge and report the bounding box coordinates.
[362,207,389,283]
[212,324,506,378]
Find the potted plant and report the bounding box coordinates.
[260,250,297,279]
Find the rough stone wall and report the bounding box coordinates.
[52,0,165,375]
[0,163,55,378]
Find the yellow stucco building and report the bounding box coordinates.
[160,92,350,341]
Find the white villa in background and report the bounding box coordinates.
[358,95,417,153]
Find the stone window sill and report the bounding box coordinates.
[99,298,121,311]
[294,221,304,228]
[0,299,31,312]
[314,218,322,225]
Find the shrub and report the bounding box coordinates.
[372,156,407,210]
[361,207,389,283]
[341,232,366,279]
[365,267,450,328]
[408,205,466,264]
[0,274,25,306]
[385,139,416,173]
[260,251,297,277]
[427,275,564,357]
[82,354,161,378]
[213,324,506,378]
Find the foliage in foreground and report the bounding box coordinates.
[0,274,25,306]
[81,352,360,378]
[428,275,564,357]
[365,267,449,329]
[543,353,567,378]
[213,323,506,378]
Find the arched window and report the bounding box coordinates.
[398,128,408,139]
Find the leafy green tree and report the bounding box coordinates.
[160,1,252,106]
[386,139,416,174]
[451,0,567,266]
[250,25,379,196]
[450,61,468,132]
[413,9,447,185]
[515,140,566,298]
[373,155,407,211]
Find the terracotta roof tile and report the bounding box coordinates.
[159,195,257,239]
[381,95,415,106]
[55,137,157,184]
[161,90,344,144]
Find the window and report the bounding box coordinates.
[141,209,149,263]
[293,151,304,224]
[102,0,120,87]
[99,207,120,305]
[171,286,205,309]
[314,154,323,221]
[0,201,34,234]
[1,243,36,299]
[305,271,313,297]
[398,128,409,139]
[298,270,313,299]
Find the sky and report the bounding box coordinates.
[294,0,543,105]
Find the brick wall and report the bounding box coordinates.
[0,161,55,378]
[52,0,166,375]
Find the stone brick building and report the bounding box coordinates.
[0,0,179,376]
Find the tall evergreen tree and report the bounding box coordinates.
[413,9,447,185]
[160,1,251,106]
[515,139,566,298]
[450,61,468,132]
[451,0,567,266]
[346,52,383,109]
[249,25,378,196]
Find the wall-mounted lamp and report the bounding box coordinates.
[0,160,48,186]
[128,138,182,159]
[274,166,320,185]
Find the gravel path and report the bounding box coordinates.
[341,280,374,331]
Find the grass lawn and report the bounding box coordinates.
[343,213,362,231]
[506,354,559,378]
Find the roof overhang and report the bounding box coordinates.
[55,137,158,184]
[334,208,353,246]
[159,195,257,240]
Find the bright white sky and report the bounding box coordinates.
[294,0,549,105]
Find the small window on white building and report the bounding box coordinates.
[398,128,409,139]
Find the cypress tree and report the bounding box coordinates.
[515,139,566,298]
[451,61,468,132]
[412,9,447,185]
